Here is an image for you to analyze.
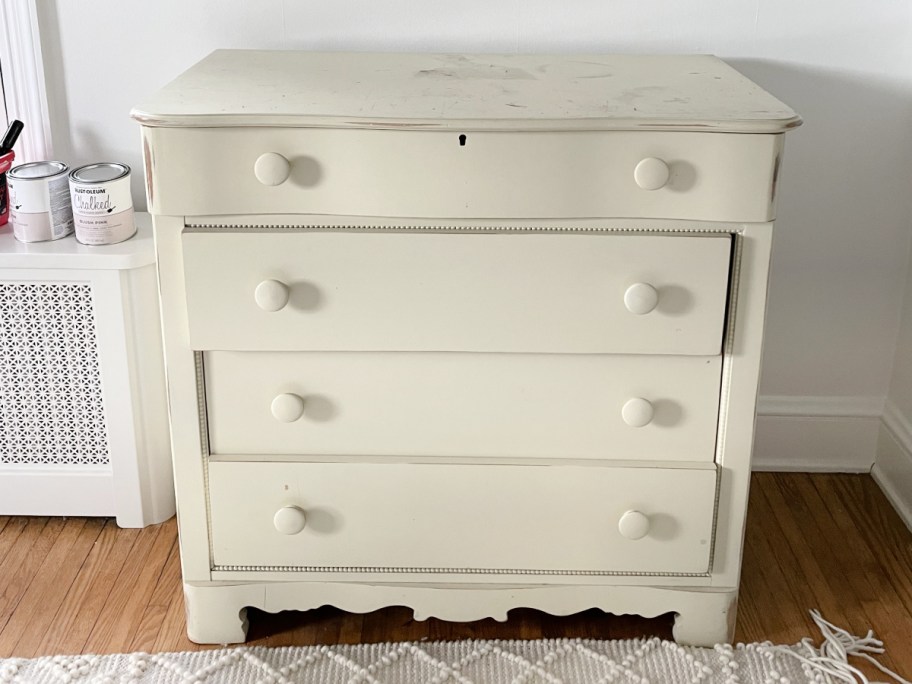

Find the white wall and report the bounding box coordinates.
[37,0,912,468]
[873,244,912,528]
[886,255,912,422]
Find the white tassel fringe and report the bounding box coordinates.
[766,609,911,684]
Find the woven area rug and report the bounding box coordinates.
[0,612,907,684]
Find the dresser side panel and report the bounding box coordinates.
[711,223,774,588]
[153,215,212,580]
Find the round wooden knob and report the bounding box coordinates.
[254,152,291,186]
[618,510,651,540]
[271,393,305,423]
[622,398,654,427]
[255,279,290,312]
[634,157,670,190]
[274,506,307,535]
[624,283,658,315]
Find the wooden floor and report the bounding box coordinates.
[1,473,911,680]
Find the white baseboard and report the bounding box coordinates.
[752,395,881,472]
[872,401,912,531]
[0,468,115,517]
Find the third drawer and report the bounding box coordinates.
[203,351,723,461]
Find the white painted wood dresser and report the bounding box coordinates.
[132,51,800,646]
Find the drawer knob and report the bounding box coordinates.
[624,283,658,315]
[271,393,306,423]
[274,506,307,535]
[255,279,290,312]
[254,152,291,186]
[618,510,651,540]
[622,397,654,427]
[634,157,670,190]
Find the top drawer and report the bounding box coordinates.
[182,230,731,354]
[143,127,782,222]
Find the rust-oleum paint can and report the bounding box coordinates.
[8,161,75,242]
[69,163,136,245]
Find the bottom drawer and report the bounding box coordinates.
[208,461,717,575]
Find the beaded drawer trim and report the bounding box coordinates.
[212,564,709,577]
[186,222,733,235]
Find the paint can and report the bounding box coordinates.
[7,161,74,243]
[0,151,14,228]
[68,163,135,245]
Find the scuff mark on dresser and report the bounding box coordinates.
[142,133,154,210]
[415,56,536,81]
[343,121,442,129]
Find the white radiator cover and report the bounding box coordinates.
[0,213,173,527]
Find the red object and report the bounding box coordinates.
[0,150,14,227]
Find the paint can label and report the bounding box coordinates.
[70,174,135,245]
[9,172,74,242]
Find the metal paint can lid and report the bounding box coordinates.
[9,161,69,180]
[69,162,130,184]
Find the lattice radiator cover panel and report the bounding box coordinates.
[0,282,109,466]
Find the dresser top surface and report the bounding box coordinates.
[131,51,800,133]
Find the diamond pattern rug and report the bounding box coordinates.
[0,612,905,684]
[0,638,799,684]
[0,623,905,684]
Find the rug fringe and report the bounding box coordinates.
[765,609,911,684]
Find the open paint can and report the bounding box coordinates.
[8,161,74,242]
[69,163,136,245]
[0,151,14,227]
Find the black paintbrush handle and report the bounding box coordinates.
[0,120,23,154]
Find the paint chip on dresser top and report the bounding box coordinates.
[131,51,801,133]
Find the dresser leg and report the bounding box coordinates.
[671,590,737,647]
[183,582,257,644]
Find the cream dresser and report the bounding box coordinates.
[132,51,800,646]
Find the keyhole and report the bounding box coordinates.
[458,134,467,146]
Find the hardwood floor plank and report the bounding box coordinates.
[755,473,850,632]
[812,474,912,676]
[770,475,876,629]
[360,606,431,644]
[251,608,367,647]
[82,520,175,653]
[0,518,62,640]
[129,532,181,652]
[35,520,141,656]
[427,614,511,642]
[831,475,912,621]
[151,590,205,653]
[252,607,349,647]
[0,518,104,658]
[736,476,792,642]
[0,518,28,570]
[776,474,907,678]
[248,609,307,647]
[736,481,792,642]
[739,474,912,681]
[336,612,366,645]
[512,608,543,641]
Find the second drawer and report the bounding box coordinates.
[203,351,722,461]
[183,231,732,356]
